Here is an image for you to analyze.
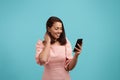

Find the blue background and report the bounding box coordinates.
[0,0,120,80]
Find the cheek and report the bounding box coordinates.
[50,31,56,35]
[51,30,57,34]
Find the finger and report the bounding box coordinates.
[65,59,70,65]
[65,59,70,63]
[74,47,82,55]
[74,47,81,52]
[77,43,82,49]
[77,43,81,47]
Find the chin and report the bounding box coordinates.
[54,36,59,39]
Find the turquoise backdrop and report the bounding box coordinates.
[0,0,120,80]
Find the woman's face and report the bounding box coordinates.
[48,22,63,39]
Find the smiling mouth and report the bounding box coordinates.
[56,34,61,37]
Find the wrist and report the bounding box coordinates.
[44,41,51,47]
[46,42,51,46]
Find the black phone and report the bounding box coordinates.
[73,38,83,52]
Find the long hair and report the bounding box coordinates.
[46,16,66,45]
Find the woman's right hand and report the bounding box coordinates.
[44,32,51,44]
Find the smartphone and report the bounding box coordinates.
[73,38,83,52]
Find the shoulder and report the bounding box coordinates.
[66,37,71,43]
[66,37,71,46]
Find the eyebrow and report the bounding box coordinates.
[55,26,62,29]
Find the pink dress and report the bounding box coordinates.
[35,39,73,80]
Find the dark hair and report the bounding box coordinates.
[46,16,66,45]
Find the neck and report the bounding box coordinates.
[54,39,57,42]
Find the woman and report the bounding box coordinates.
[35,16,82,80]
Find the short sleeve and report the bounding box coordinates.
[35,39,44,65]
[65,38,73,59]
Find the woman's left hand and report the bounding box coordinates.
[74,43,82,55]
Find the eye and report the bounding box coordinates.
[55,27,58,30]
[54,27,62,30]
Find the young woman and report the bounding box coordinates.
[35,16,82,80]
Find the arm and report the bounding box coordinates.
[39,41,50,65]
[67,53,79,71]
[39,33,51,65]
[66,43,82,71]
